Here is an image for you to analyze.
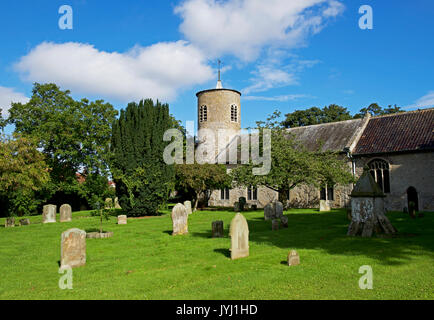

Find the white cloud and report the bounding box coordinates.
[405,91,434,110]
[14,41,214,103]
[175,0,344,61]
[0,86,29,117]
[244,94,310,102]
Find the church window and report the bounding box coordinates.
[320,185,334,201]
[221,188,230,200]
[368,159,390,193]
[231,105,238,122]
[247,186,258,200]
[199,105,207,122]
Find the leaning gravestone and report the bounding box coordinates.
[274,201,283,218]
[19,218,30,226]
[264,203,274,221]
[229,213,249,260]
[114,197,122,209]
[171,203,188,235]
[212,221,224,238]
[5,217,15,228]
[287,250,300,266]
[117,215,127,225]
[60,228,86,269]
[42,204,57,223]
[184,201,192,215]
[60,204,72,222]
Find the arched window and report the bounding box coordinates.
[368,159,390,193]
[231,105,238,122]
[199,105,207,122]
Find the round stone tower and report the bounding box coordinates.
[196,78,241,159]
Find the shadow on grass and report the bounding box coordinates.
[214,248,231,258]
[193,210,434,266]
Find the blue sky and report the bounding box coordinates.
[1,0,433,132]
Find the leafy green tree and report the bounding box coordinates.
[282,104,352,128]
[232,112,354,207]
[0,109,5,131]
[7,83,118,208]
[354,103,404,118]
[110,99,176,216]
[175,163,231,211]
[0,135,50,216]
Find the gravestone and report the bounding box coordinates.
[280,216,288,228]
[184,201,192,215]
[114,197,122,209]
[117,215,127,225]
[229,213,249,260]
[60,204,72,222]
[42,204,56,223]
[264,203,274,221]
[104,198,113,209]
[319,200,331,212]
[272,219,279,231]
[347,171,397,237]
[60,228,86,269]
[212,221,224,238]
[19,218,30,226]
[5,217,15,228]
[171,203,188,235]
[287,250,300,266]
[274,201,283,218]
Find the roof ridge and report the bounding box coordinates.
[371,107,434,120]
[285,118,362,131]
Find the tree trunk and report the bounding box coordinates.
[193,192,200,212]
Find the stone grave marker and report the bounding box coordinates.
[280,216,288,228]
[229,213,249,260]
[19,218,30,226]
[184,201,192,215]
[5,217,15,228]
[264,203,274,221]
[60,228,86,269]
[171,203,188,235]
[117,215,127,225]
[42,204,57,223]
[287,250,300,266]
[60,204,72,222]
[212,221,224,238]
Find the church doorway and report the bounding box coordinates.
[407,187,419,212]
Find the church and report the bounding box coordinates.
[195,78,434,212]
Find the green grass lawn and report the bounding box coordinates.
[0,208,433,300]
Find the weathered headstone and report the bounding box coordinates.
[348,171,397,237]
[60,204,72,222]
[212,220,224,238]
[280,216,288,228]
[60,228,86,269]
[264,203,274,221]
[42,204,56,223]
[272,219,279,231]
[104,198,113,209]
[274,201,283,218]
[114,197,122,209]
[117,215,127,225]
[184,201,192,215]
[229,213,249,260]
[319,200,331,212]
[171,203,188,235]
[19,218,30,226]
[5,217,15,228]
[287,250,300,266]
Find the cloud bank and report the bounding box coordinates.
[0,86,29,117]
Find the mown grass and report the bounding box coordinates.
[0,208,433,300]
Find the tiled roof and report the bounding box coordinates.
[354,108,434,155]
[285,118,365,152]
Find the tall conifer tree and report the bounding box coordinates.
[110,99,175,216]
